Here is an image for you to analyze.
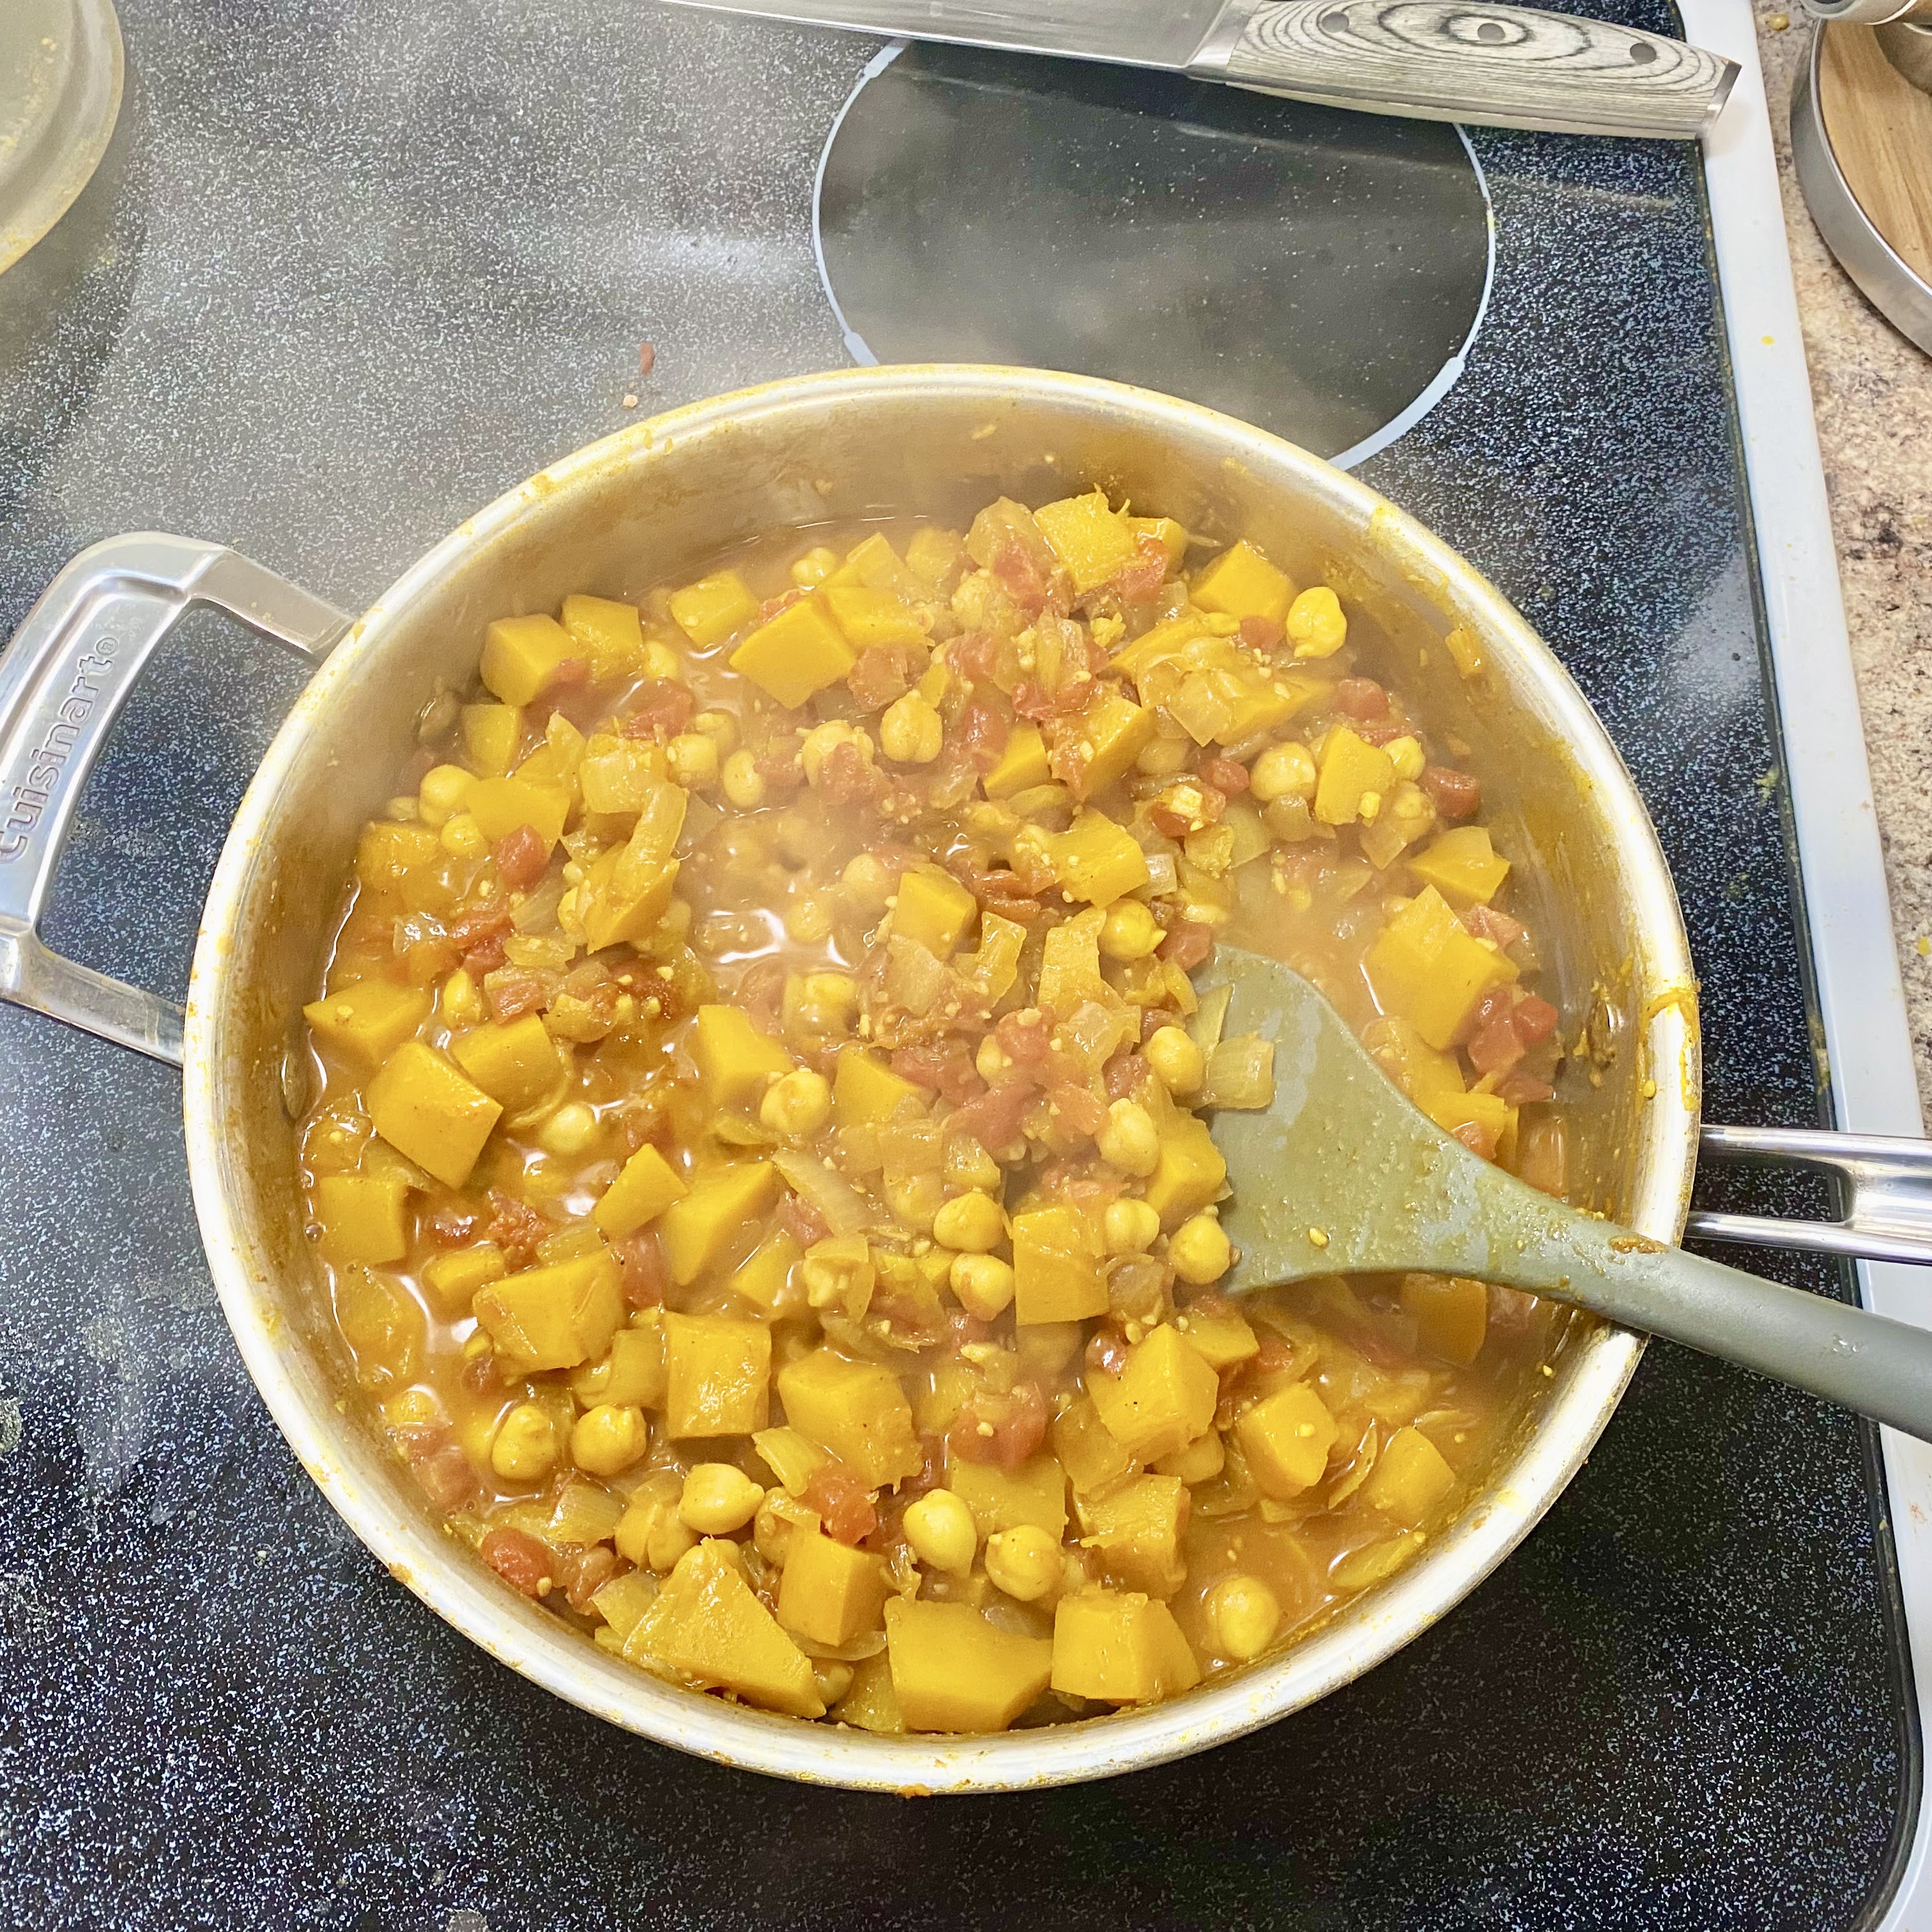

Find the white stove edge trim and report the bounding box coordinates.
[1687,0,1931,1919]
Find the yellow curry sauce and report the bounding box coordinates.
[297,493,1567,1733]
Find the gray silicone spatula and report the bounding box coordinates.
[1208,947,1932,1443]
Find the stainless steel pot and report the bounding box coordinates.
[0,365,1909,1791]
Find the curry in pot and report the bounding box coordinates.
[296,492,1566,1733]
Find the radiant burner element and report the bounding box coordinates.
[815,42,1494,465]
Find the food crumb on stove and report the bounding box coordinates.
[1767,10,1789,26]
[639,341,656,376]
[622,393,638,409]
[1308,1227,1330,1249]
[1917,935,1929,956]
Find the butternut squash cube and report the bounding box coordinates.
[1052,1589,1200,1703]
[829,531,923,597]
[1076,1474,1188,1596]
[1034,490,1135,594]
[728,594,855,707]
[593,1143,689,1241]
[473,1249,623,1372]
[730,1232,801,1315]
[1399,1273,1489,1366]
[1128,514,1189,567]
[1013,1205,1108,1326]
[560,592,645,682]
[420,1240,507,1315]
[1142,1112,1226,1228]
[1425,1089,1519,1165]
[824,584,927,649]
[776,1349,921,1487]
[578,777,687,951]
[1408,825,1510,906]
[1052,687,1154,800]
[1234,1383,1338,1499]
[1314,726,1395,827]
[1176,1302,1259,1372]
[631,1540,824,1717]
[1369,1014,1467,1110]
[466,774,569,852]
[948,1452,1069,1540]
[303,980,431,1066]
[578,737,668,815]
[1052,1393,1140,1501]
[884,1598,1053,1733]
[1110,612,1207,687]
[355,821,441,892]
[1086,1324,1219,1461]
[1041,811,1150,906]
[693,1005,793,1110]
[834,1048,924,1128]
[661,1312,771,1438]
[1364,1425,1459,1525]
[367,1041,502,1188]
[461,702,523,779]
[480,613,576,707]
[312,1174,410,1266]
[1221,669,1328,744]
[661,1162,778,1285]
[1192,539,1294,624]
[777,1526,891,1647]
[892,864,977,959]
[984,722,1052,800]
[668,569,758,647]
[1365,885,1519,1050]
[450,1014,564,1114]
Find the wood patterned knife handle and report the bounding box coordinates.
[1188,0,1738,139]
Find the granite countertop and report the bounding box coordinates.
[1756,8,1932,1116]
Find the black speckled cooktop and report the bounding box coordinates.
[0,1,1912,1926]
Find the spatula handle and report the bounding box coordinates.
[1190,0,1738,138]
[1506,1223,1932,1443]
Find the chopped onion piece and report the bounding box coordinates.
[1202,1033,1275,1110]
[772,1147,877,1235]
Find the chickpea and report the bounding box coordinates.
[813,1659,855,1706]
[1145,1025,1206,1098]
[802,1236,875,1312]
[802,720,874,787]
[694,709,740,757]
[1135,735,1192,778]
[1286,585,1347,659]
[417,763,475,827]
[641,638,684,681]
[950,1252,1016,1321]
[880,692,944,765]
[439,810,488,859]
[536,1101,598,1157]
[440,967,481,1025]
[903,1487,978,1575]
[1096,1098,1160,1178]
[754,1491,818,1566]
[1204,1572,1282,1662]
[944,1137,1002,1193]
[885,1170,945,1234]
[785,896,832,945]
[1103,1197,1162,1257]
[489,1402,558,1482]
[839,852,894,914]
[789,544,839,587]
[1383,734,1425,782]
[668,732,720,790]
[571,1403,648,1477]
[974,1034,1011,1084]
[760,1067,833,1138]
[679,1462,767,1535]
[984,1524,1061,1602]
[1169,1211,1232,1285]
[932,1190,1005,1254]
[721,749,767,809]
[1250,741,1317,804]
[1100,900,1165,962]
[1358,789,1384,824]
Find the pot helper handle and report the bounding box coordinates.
[0,533,350,1067]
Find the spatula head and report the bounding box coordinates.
[1208,948,1570,1294]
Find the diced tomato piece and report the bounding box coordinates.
[1422,765,1482,820]
[1238,614,1284,650]
[621,679,696,742]
[1158,919,1215,971]
[951,1380,1047,1471]
[482,1528,556,1599]
[494,825,548,890]
[1200,754,1250,795]
[1513,992,1559,1043]
[1333,677,1389,721]
[802,1460,877,1546]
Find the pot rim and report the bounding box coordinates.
[184,364,1694,1793]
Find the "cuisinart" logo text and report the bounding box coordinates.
[0,640,118,862]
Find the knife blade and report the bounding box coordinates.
[657,0,1738,140]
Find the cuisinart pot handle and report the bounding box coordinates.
[0,533,349,1067]
[1690,1124,1932,1266]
